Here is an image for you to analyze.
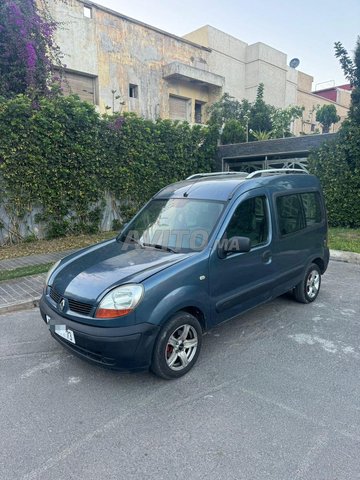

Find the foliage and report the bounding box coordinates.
[250,130,271,141]
[0,95,217,242]
[0,0,61,98]
[207,84,300,143]
[220,119,246,144]
[248,83,275,136]
[315,104,340,133]
[334,36,360,125]
[308,126,360,227]
[270,105,304,138]
[308,37,360,228]
[207,93,249,125]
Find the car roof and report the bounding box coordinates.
[154,172,320,202]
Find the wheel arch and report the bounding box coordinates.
[310,257,326,274]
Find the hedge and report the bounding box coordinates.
[0,94,218,242]
[308,124,360,228]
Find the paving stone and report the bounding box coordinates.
[0,250,76,272]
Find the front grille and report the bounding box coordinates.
[50,287,61,303]
[50,287,93,316]
[68,298,93,316]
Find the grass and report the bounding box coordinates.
[0,263,53,282]
[328,227,360,254]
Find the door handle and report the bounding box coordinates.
[262,250,272,264]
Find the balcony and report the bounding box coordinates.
[163,62,224,88]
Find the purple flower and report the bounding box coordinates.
[109,116,125,131]
[26,42,36,69]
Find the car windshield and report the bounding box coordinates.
[119,198,225,253]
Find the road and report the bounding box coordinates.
[1,260,360,480]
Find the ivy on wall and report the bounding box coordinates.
[0,94,218,242]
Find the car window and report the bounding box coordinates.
[277,194,305,235]
[225,196,269,247]
[301,192,322,225]
[122,198,225,252]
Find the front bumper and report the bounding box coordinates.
[40,296,159,371]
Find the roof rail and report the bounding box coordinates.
[186,171,248,180]
[246,168,308,179]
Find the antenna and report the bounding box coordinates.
[289,58,300,69]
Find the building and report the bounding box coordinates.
[313,83,352,106]
[47,0,349,133]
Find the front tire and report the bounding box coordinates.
[151,312,202,379]
[294,263,321,304]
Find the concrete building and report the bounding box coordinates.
[47,0,349,133]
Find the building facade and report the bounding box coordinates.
[47,0,349,133]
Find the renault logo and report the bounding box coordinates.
[59,299,66,311]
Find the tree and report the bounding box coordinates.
[271,105,304,138]
[220,119,246,144]
[248,83,275,136]
[315,104,340,133]
[0,0,60,98]
[308,37,360,227]
[207,93,250,126]
[335,37,360,125]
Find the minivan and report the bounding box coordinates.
[40,169,329,379]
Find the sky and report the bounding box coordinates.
[92,0,359,90]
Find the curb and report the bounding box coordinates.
[330,249,360,265]
[0,298,40,316]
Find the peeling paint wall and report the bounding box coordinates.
[48,0,216,120]
[46,1,349,130]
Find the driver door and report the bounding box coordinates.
[209,190,275,326]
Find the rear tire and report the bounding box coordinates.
[151,312,202,379]
[294,263,321,304]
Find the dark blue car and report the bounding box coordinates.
[40,170,329,379]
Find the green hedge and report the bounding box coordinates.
[0,94,218,241]
[308,124,360,228]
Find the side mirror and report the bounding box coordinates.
[218,236,251,258]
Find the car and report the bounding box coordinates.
[40,169,329,379]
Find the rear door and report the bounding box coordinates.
[270,189,326,297]
[208,189,275,326]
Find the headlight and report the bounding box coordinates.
[95,284,144,318]
[45,260,61,286]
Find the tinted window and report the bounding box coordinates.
[301,192,322,225]
[277,194,305,235]
[226,196,269,247]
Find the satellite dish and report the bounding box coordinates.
[289,58,300,69]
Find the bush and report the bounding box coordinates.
[0,95,218,242]
[308,124,360,227]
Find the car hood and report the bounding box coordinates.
[51,239,189,303]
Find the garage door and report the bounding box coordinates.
[169,96,189,121]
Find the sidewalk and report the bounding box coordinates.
[0,248,359,315]
[0,249,76,314]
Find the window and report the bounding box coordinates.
[83,6,92,18]
[277,194,305,235]
[301,192,322,225]
[129,84,139,99]
[54,69,97,105]
[169,95,190,121]
[195,101,203,124]
[225,196,269,247]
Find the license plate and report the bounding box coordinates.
[55,325,76,344]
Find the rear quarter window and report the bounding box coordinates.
[276,191,323,236]
[301,192,322,225]
[276,194,305,236]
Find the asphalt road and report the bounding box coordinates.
[1,260,360,480]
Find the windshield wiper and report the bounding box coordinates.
[118,233,144,248]
[142,243,178,254]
